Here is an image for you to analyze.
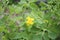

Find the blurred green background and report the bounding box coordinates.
[0,0,60,40]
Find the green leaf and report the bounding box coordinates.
[43,33,49,40]
[48,31,57,39]
[9,32,29,40]
[31,33,42,40]
[2,36,8,40]
[30,3,39,11]
[15,7,22,13]
[0,26,5,32]
[0,33,3,40]
[9,5,15,14]
[28,0,37,3]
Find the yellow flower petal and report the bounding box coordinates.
[26,16,34,26]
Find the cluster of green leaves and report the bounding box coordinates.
[0,0,60,40]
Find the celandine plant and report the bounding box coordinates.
[0,0,60,40]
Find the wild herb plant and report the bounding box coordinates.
[0,0,60,40]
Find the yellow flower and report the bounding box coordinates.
[26,16,34,26]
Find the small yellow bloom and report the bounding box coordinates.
[44,20,48,23]
[26,16,34,26]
